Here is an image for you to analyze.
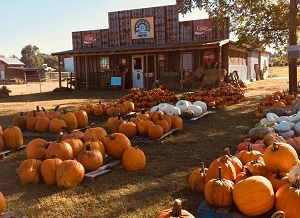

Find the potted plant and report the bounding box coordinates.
[0,85,11,97]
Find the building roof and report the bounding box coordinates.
[0,58,24,65]
[52,39,231,57]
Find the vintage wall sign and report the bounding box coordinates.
[203,50,216,64]
[131,17,154,39]
[194,23,212,36]
[83,34,96,44]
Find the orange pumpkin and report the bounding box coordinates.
[74,109,88,128]
[188,162,207,193]
[60,109,78,131]
[236,143,262,165]
[270,169,289,192]
[56,160,85,189]
[122,146,146,171]
[18,159,42,185]
[118,121,138,138]
[26,138,49,160]
[2,125,24,149]
[155,199,195,218]
[45,133,73,161]
[83,124,107,143]
[148,124,164,139]
[103,133,131,159]
[275,179,300,217]
[41,155,62,186]
[204,167,234,207]
[233,176,275,216]
[77,144,103,172]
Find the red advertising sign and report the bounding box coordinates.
[203,50,216,64]
[194,23,212,36]
[83,34,96,45]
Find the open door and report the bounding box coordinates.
[132,55,144,88]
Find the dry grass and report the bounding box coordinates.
[0,73,292,218]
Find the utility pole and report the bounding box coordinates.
[288,0,298,93]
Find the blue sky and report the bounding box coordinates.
[0,0,210,58]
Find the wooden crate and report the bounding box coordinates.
[0,145,27,159]
[182,111,209,123]
[197,200,276,218]
[129,128,179,144]
[84,155,122,182]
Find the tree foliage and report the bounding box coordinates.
[20,45,44,68]
[19,45,58,69]
[176,0,299,50]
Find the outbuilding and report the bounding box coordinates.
[52,4,269,90]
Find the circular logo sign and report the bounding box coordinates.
[203,50,216,64]
[134,19,151,38]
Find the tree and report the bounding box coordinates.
[176,0,300,92]
[20,45,44,68]
[39,53,59,70]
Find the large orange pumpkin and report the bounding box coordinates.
[77,144,103,172]
[83,124,107,143]
[275,179,300,217]
[233,176,275,216]
[2,125,24,149]
[26,138,49,160]
[205,155,236,184]
[189,162,207,193]
[103,133,132,159]
[45,133,73,160]
[122,146,146,171]
[204,167,235,207]
[41,155,62,186]
[74,109,88,128]
[60,109,78,131]
[118,121,138,138]
[56,160,85,189]
[264,142,298,173]
[18,159,43,185]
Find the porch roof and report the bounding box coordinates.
[52,39,230,57]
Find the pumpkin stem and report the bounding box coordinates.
[54,105,60,111]
[224,147,231,156]
[218,167,223,181]
[253,154,264,163]
[86,143,91,151]
[90,122,96,128]
[171,199,182,217]
[247,143,253,152]
[271,211,285,218]
[105,134,116,140]
[200,162,206,175]
[275,169,284,179]
[244,166,253,177]
[56,132,64,142]
[61,126,72,134]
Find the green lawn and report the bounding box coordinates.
[270,66,300,77]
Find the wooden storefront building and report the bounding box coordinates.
[52,4,268,90]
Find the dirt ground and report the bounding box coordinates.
[4,80,69,96]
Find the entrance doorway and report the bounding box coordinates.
[132,55,144,88]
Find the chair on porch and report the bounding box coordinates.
[100,71,114,90]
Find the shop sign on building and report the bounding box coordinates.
[203,50,216,63]
[194,23,212,36]
[131,17,154,39]
[83,34,96,45]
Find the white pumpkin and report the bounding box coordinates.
[278,129,294,139]
[149,105,161,116]
[274,122,291,132]
[175,100,191,113]
[187,105,203,117]
[288,163,300,184]
[166,106,181,117]
[193,101,207,114]
[158,103,172,114]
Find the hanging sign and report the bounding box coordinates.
[194,23,212,36]
[131,17,154,39]
[203,50,216,64]
[83,34,96,45]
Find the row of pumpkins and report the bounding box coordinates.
[188,129,300,217]
[180,82,246,109]
[12,105,89,134]
[253,90,299,118]
[4,123,146,185]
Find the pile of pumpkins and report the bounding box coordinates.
[188,137,300,217]
[253,90,298,118]
[106,107,184,140]
[78,100,135,118]
[12,106,89,134]
[180,82,246,109]
[117,87,179,112]
[17,125,146,189]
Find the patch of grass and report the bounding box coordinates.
[0,79,291,218]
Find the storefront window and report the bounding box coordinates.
[100,57,109,70]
